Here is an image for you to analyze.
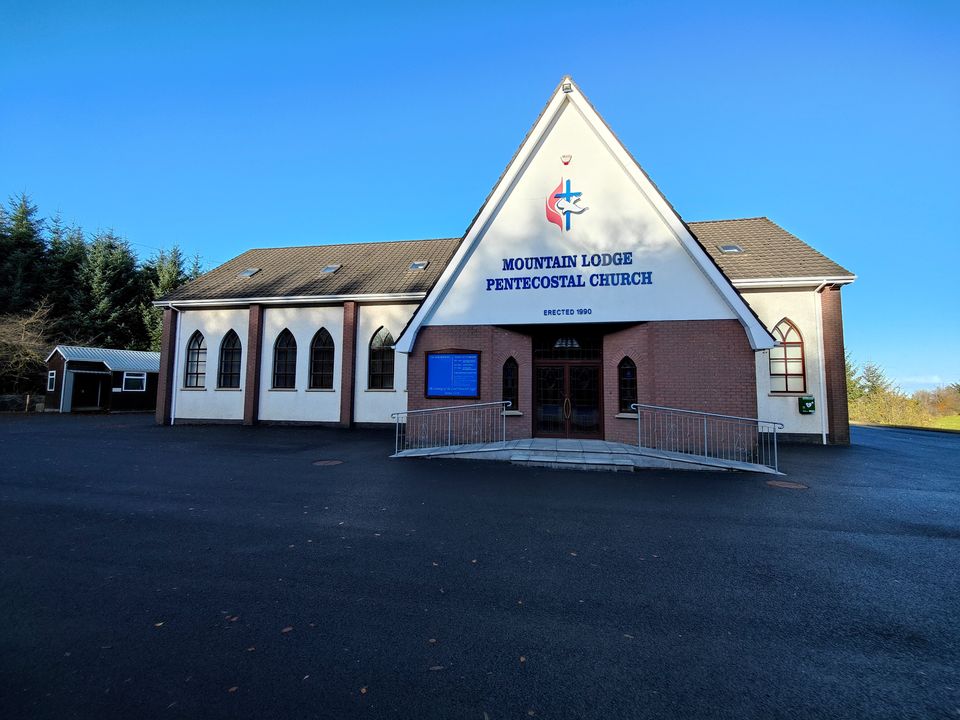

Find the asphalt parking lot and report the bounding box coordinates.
[1,414,958,720]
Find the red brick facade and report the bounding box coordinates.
[408,325,534,440]
[820,286,850,445]
[602,321,758,444]
[408,321,758,443]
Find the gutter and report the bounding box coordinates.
[153,292,427,309]
[733,275,856,289]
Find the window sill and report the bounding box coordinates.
[268,388,297,392]
[615,412,639,419]
[215,387,243,392]
[305,388,336,392]
[365,388,396,392]
[502,410,524,417]
[768,392,809,397]
[180,387,207,391]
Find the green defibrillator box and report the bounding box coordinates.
[798,396,815,415]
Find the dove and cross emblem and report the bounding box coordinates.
[545,178,588,231]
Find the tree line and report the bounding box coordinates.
[0,193,200,392]
[846,354,960,427]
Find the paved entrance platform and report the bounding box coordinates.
[393,437,781,474]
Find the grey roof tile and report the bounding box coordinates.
[690,217,854,281]
[162,238,462,302]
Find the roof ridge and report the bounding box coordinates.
[689,216,769,225]
[244,237,462,253]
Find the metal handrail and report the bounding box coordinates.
[630,403,785,472]
[391,401,512,418]
[392,401,512,455]
[631,403,785,429]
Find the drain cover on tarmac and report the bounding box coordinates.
[312,460,344,466]
[766,479,808,490]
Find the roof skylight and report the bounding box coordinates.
[322,264,342,274]
[237,268,261,278]
[718,244,744,254]
[409,260,429,271]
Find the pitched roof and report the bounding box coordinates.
[161,238,462,303]
[691,217,854,282]
[49,345,160,373]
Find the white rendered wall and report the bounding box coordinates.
[427,102,737,327]
[354,304,417,423]
[174,308,249,421]
[741,289,827,439]
[258,306,344,423]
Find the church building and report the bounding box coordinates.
[154,78,855,446]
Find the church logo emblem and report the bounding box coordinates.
[546,178,588,231]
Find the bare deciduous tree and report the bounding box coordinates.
[0,302,52,393]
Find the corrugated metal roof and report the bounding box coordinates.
[51,345,160,373]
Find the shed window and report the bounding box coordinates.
[185,331,207,388]
[123,372,147,392]
[47,370,56,392]
[502,357,519,410]
[770,319,806,393]
[309,328,335,390]
[218,330,242,389]
[618,357,638,413]
[273,329,297,389]
[368,327,395,390]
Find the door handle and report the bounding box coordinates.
[563,397,572,420]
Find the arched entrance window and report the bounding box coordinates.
[502,357,519,410]
[618,357,637,412]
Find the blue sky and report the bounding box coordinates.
[2,1,958,390]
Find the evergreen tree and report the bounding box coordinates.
[188,252,204,280]
[141,245,189,350]
[75,231,147,348]
[0,194,47,313]
[860,362,894,396]
[45,216,89,338]
[845,352,865,402]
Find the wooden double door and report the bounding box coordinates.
[533,363,603,438]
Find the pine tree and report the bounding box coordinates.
[0,194,47,313]
[141,245,189,350]
[45,216,89,338]
[75,231,147,348]
[845,352,865,402]
[860,362,894,396]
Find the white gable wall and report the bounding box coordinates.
[428,102,737,327]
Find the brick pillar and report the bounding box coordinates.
[339,301,358,428]
[243,304,264,426]
[820,286,850,445]
[156,308,177,425]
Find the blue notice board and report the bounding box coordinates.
[426,353,479,398]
